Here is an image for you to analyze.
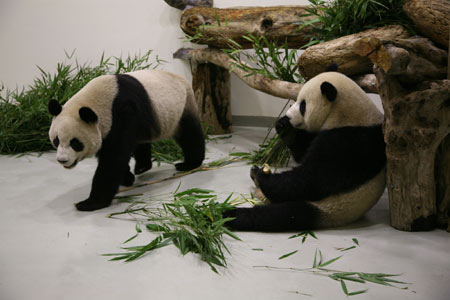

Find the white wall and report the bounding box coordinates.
[1,0,382,118]
[0,0,313,118]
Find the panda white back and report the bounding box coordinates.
[127,70,197,140]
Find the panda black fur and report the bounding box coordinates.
[48,70,205,211]
[225,69,386,232]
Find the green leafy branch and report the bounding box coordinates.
[256,247,408,297]
[105,187,240,274]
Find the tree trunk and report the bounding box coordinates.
[358,36,450,231]
[403,0,450,49]
[436,135,450,231]
[174,47,303,100]
[298,25,410,80]
[192,63,232,134]
[180,6,316,49]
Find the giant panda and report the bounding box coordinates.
[48,69,205,211]
[224,68,386,231]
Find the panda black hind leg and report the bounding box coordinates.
[174,112,205,171]
[122,165,135,187]
[134,142,152,175]
[224,201,321,232]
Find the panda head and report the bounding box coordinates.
[285,70,382,131]
[48,99,102,169]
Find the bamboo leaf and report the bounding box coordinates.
[318,255,342,268]
[122,234,138,244]
[340,280,349,295]
[278,250,299,260]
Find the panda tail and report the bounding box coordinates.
[223,201,321,232]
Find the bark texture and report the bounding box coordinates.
[192,63,232,134]
[403,0,450,49]
[174,47,303,100]
[298,25,410,80]
[358,36,450,231]
[180,6,316,49]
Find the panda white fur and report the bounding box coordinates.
[48,69,205,211]
[224,67,386,231]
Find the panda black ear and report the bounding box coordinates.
[48,99,62,116]
[321,81,337,102]
[325,63,338,72]
[79,107,98,123]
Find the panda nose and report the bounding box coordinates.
[57,158,69,164]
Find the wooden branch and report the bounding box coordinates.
[403,0,450,49]
[192,63,232,133]
[362,36,450,231]
[298,25,410,80]
[180,6,316,49]
[174,47,303,100]
[164,0,213,10]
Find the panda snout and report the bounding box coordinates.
[57,158,69,164]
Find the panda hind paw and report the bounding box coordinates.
[122,171,135,187]
[134,161,152,175]
[75,199,111,211]
[175,161,201,172]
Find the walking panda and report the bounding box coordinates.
[225,68,386,231]
[48,69,205,211]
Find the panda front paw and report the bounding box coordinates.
[275,116,293,135]
[75,199,111,211]
[250,165,270,189]
[250,165,261,188]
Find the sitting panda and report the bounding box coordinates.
[225,67,386,231]
[48,69,205,211]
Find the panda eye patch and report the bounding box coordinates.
[53,136,59,148]
[70,138,84,152]
[299,100,306,116]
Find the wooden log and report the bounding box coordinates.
[354,36,448,84]
[403,0,450,49]
[174,47,303,100]
[164,0,213,10]
[180,6,316,49]
[192,63,232,134]
[298,25,410,80]
[351,74,378,94]
[360,36,450,231]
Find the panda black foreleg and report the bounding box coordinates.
[76,127,137,211]
[224,201,321,231]
[276,116,317,163]
[134,142,152,175]
[76,149,133,211]
[174,113,205,171]
[251,165,316,204]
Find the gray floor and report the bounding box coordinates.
[1,126,449,300]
